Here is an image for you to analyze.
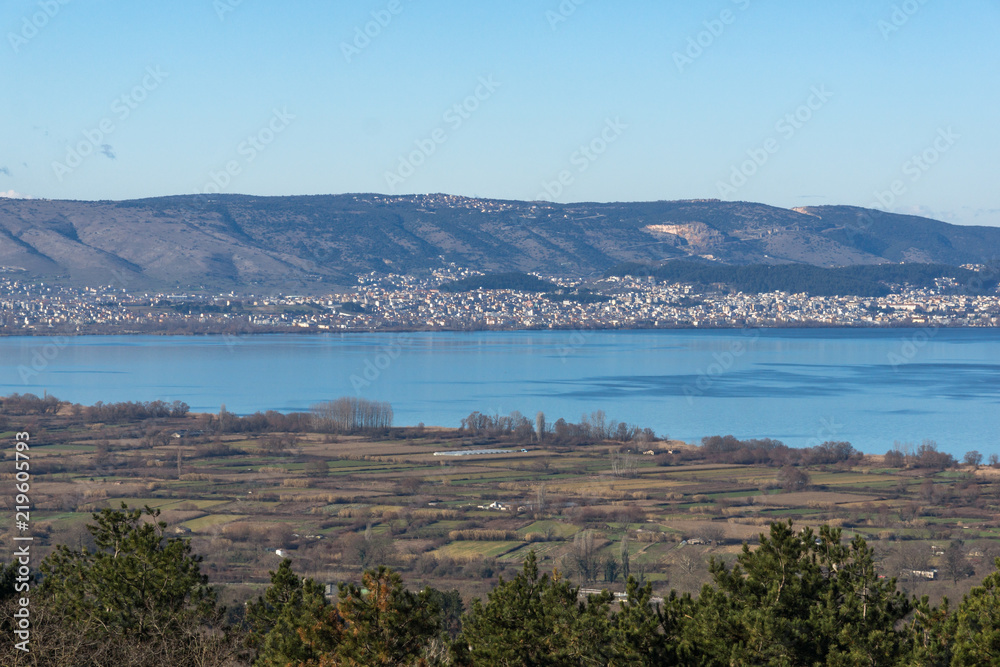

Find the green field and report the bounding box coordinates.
[431,541,525,560]
[181,514,246,531]
[517,520,581,539]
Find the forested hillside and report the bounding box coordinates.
[607,261,999,296]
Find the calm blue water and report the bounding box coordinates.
[1,329,998,457]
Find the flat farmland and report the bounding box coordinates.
[181,514,245,531]
[5,404,999,602]
[431,541,525,560]
[752,491,882,506]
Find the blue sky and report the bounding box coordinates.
[2,0,998,226]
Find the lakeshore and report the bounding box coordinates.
[3,328,998,457]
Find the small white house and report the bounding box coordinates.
[907,569,937,580]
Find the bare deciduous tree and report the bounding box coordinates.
[312,397,393,433]
[963,450,983,469]
[570,530,601,583]
[777,466,810,492]
[343,524,395,570]
[942,540,975,583]
[620,533,631,582]
[603,555,621,583]
[611,450,638,479]
[535,482,546,516]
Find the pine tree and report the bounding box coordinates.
[0,560,17,601]
[610,577,690,665]
[620,533,631,583]
[817,530,911,665]
[0,560,21,639]
[36,503,224,664]
[247,558,329,666]
[313,566,441,666]
[899,595,953,667]
[456,550,614,666]
[950,558,1000,666]
[686,521,910,666]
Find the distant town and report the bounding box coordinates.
[1,263,999,335]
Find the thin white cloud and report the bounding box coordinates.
[892,205,941,220]
[0,190,32,199]
[893,205,1000,228]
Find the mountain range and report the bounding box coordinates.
[1,194,999,292]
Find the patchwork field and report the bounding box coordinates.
[3,403,999,603]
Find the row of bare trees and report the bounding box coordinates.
[567,530,645,585]
[311,397,394,433]
[0,392,61,415]
[460,410,536,439]
[210,408,313,434]
[461,408,656,445]
[551,410,656,445]
[86,399,189,423]
[0,394,192,423]
[883,440,957,470]
[699,435,861,467]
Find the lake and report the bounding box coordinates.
[2,328,998,457]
